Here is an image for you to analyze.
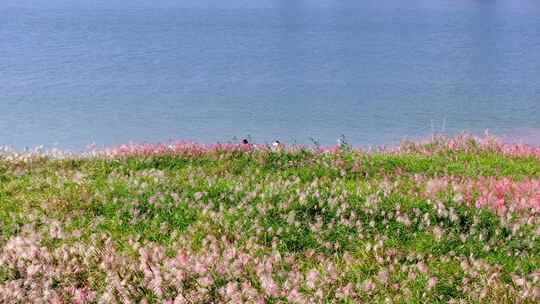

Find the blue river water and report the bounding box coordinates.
[1,0,539,150]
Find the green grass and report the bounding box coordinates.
[0,145,538,303]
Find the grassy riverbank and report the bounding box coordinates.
[0,136,539,303]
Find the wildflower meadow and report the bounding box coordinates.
[0,135,538,303]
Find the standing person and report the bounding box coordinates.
[272,140,282,151]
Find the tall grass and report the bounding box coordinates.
[0,135,538,303]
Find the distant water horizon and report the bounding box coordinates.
[1,0,539,150]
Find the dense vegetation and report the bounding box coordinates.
[0,136,539,303]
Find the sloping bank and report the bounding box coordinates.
[0,135,538,303]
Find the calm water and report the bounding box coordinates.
[1,0,540,150]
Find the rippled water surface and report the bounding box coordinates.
[1,0,539,149]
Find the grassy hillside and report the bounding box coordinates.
[0,136,539,303]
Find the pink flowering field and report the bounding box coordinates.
[0,135,538,303]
